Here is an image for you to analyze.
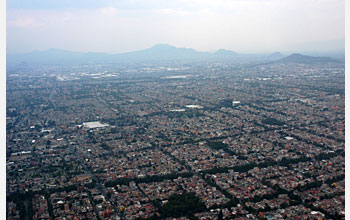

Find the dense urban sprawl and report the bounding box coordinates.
[6,60,344,219]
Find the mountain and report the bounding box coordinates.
[266,52,284,60]
[7,48,114,66]
[213,49,238,56]
[116,44,210,61]
[7,45,342,67]
[7,44,212,66]
[276,53,337,63]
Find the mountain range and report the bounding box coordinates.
[7,44,341,67]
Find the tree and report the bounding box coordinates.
[218,209,223,220]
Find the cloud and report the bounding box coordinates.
[7,10,76,29]
[98,6,118,16]
[6,0,345,53]
[158,8,191,16]
[8,17,45,28]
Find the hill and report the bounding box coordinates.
[276,53,337,63]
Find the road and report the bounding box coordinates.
[64,138,121,219]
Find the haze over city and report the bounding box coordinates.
[5,0,346,220]
[7,0,345,54]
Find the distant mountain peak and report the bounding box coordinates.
[151,44,176,49]
[147,44,197,53]
[289,53,303,57]
[266,51,284,59]
[214,49,238,56]
[277,53,337,63]
[270,51,283,56]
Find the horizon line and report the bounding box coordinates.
[7,43,346,56]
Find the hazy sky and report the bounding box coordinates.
[7,0,345,54]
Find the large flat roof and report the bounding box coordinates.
[83,121,109,129]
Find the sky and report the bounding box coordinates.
[6,0,345,54]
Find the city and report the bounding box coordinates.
[6,58,345,219]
